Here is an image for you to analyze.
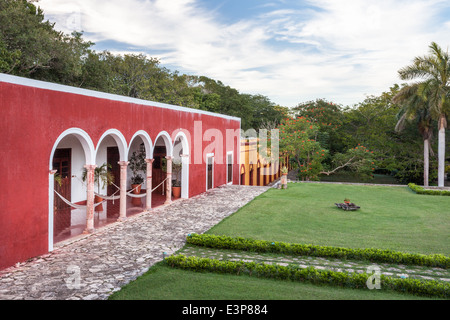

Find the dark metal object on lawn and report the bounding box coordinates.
[335,203,360,211]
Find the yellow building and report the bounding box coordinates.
[240,138,289,186]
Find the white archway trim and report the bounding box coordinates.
[173,130,190,199]
[129,130,153,159]
[154,131,173,157]
[48,128,95,252]
[49,128,95,169]
[95,129,128,162]
[173,130,190,158]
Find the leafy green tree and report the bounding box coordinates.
[0,1,289,134]
[0,38,20,73]
[278,117,374,181]
[0,0,92,82]
[397,42,450,186]
[292,99,345,155]
[0,0,54,75]
[79,50,115,92]
[248,94,286,130]
[107,53,162,99]
[393,83,435,186]
[337,85,430,184]
[192,87,221,112]
[33,31,93,85]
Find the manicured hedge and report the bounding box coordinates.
[186,233,450,268]
[165,254,450,299]
[408,183,450,196]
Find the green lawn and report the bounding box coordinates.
[110,183,449,300]
[208,183,450,256]
[109,262,436,300]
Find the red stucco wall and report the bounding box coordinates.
[0,76,241,270]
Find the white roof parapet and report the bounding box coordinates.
[0,73,241,122]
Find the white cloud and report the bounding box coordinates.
[37,0,450,107]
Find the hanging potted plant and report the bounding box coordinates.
[129,149,147,194]
[172,160,182,198]
[82,163,114,211]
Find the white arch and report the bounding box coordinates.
[48,128,95,252]
[49,128,95,169]
[129,130,153,159]
[154,131,173,157]
[173,130,190,199]
[173,130,190,157]
[95,129,128,162]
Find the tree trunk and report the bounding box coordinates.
[438,115,446,187]
[423,138,429,187]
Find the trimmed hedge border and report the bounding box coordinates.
[408,183,450,196]
[186,233,450,269]
[165,254,450,299]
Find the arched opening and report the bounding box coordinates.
[173,132,190,199]
[93,129,128,225]
[206,154,214,190]
[257,161,261,186]
[264,164,269,186]
[249,163,254,186]
[127,131,153,215]
[240,164,246,185]
[153,132,174,206]
[49,128,95,249]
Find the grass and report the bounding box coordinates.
[110,183,449,300]
[109,262,436,300]
[208,183,450,256]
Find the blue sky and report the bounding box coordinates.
[38,0,450,108]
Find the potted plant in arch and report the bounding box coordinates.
[171,159,182,198]
[54,173,62,187]
[82,163,115,212]
[129,149,147,194]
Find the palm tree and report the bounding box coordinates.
[393,84,434,186]
[397,42,450,187]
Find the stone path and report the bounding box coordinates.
[0,185,269,300]
[178,246,450,283]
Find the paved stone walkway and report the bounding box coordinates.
[179,246,450,283]
[0,185,269,300]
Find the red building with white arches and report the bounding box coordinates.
[0,73,241,270]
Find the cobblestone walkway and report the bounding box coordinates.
[0,185,269,300]
[178,246,450,283]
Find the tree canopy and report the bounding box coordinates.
[1,1,448,184]
[0,0,288,131]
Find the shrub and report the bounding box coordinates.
[408,183,450,196]
[186,233,450,268]
[165,254,450,299]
